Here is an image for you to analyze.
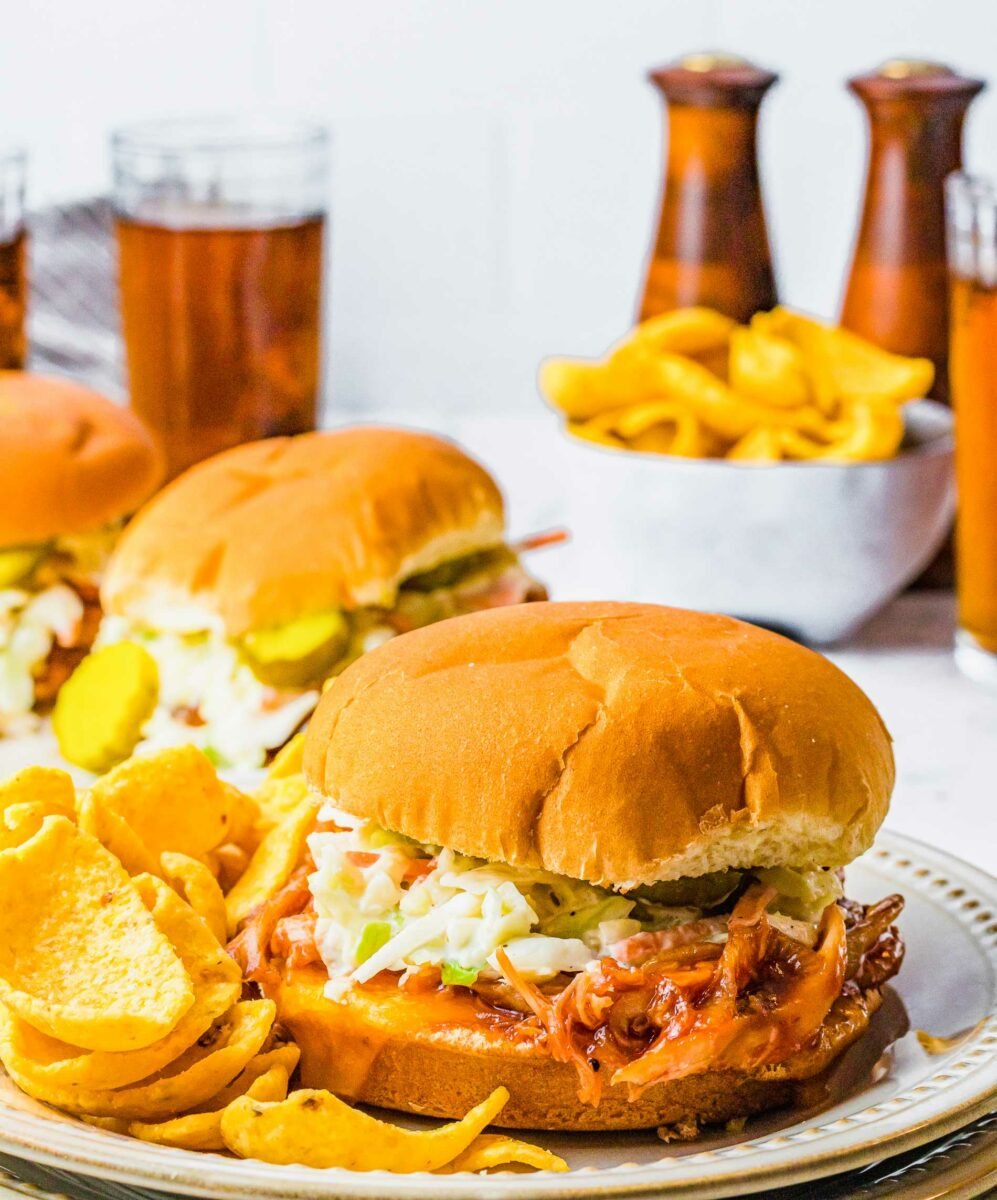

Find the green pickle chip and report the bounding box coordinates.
[402,547,513,593]
[0,545,48,589]
[241,611,348,688]
[633,869,743,910]
[53,642,159,773]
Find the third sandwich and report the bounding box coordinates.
[92,427,548,770]
[0,373,162,735]
[236,601,905,1133]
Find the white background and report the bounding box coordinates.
[2,6,996,876]
[4,1,997,414]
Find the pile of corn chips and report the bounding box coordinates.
[0,741,566,1175]
[539,306,934,462]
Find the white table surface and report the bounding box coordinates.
[3,413,995,880]
[827,592,997,877]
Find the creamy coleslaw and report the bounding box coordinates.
[0,526,118,733]
[97,617,396,771]
[97,551,540,771]
[308,805,845,996]
[0,584,84,731]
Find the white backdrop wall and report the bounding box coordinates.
[5,0,997,416]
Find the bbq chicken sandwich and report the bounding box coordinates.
[0,373,162,735]
[96,428,550,770]
[239,601,905,1132]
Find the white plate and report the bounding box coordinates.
[0,829,994,1200]
[1,1113,995,1200]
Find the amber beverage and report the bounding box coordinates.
[0,150,28,369]
[639,54,778,324]
[113,119,329,480]
[950,275,997,656]
[0,227,27,369]
[947,174,997,681]
[117,214,324,478]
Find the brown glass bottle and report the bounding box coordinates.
[639,53,779,324]
[840,61,984,405]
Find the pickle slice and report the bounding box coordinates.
[53,642,159,773]
[633,869,743,910]
[402,547,514,593]
[0,545,48,589]
[242,611,349,688]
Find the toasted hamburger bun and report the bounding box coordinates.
[0,372,163,546]
[274,965,882,1131]
[102,427,505,637]
[304,601,895,888]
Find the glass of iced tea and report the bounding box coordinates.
[946,173,997,683]
[0,149,28,370]
[112,118,329,479]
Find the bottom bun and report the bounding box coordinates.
[273,966,883,1132]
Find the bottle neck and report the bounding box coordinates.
[841,75,983,397]
[665,103,762,182]
[856,92,977,189]
[640,99,776,321]
[639,55,778,322]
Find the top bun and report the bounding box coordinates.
[102,427,505,637]
[0,372,163,547]
[304,602,894,887]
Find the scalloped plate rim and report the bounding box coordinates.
[0,828,993,1200]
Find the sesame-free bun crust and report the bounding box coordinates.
[102,428,505,637]
[305,602,895,886]
[274,966,882,1131]
[0,372,163,545]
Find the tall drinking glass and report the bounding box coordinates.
[112,118,329,480]
[0,149,28,370]
[946,173,997,683]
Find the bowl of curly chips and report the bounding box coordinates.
[539,307,954,644]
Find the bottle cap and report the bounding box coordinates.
[849,61,984,102]
[650,53,778,108]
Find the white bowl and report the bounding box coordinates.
[559,400,954,645]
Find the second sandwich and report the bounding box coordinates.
[65,427,547,771]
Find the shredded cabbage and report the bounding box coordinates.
[0,584,84,732]
[0,525,118,733]
[308,807,849,994]
[91,552,535,768]
[311,806,701,988]
[97,618,334,770]
[755,865,843,923]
